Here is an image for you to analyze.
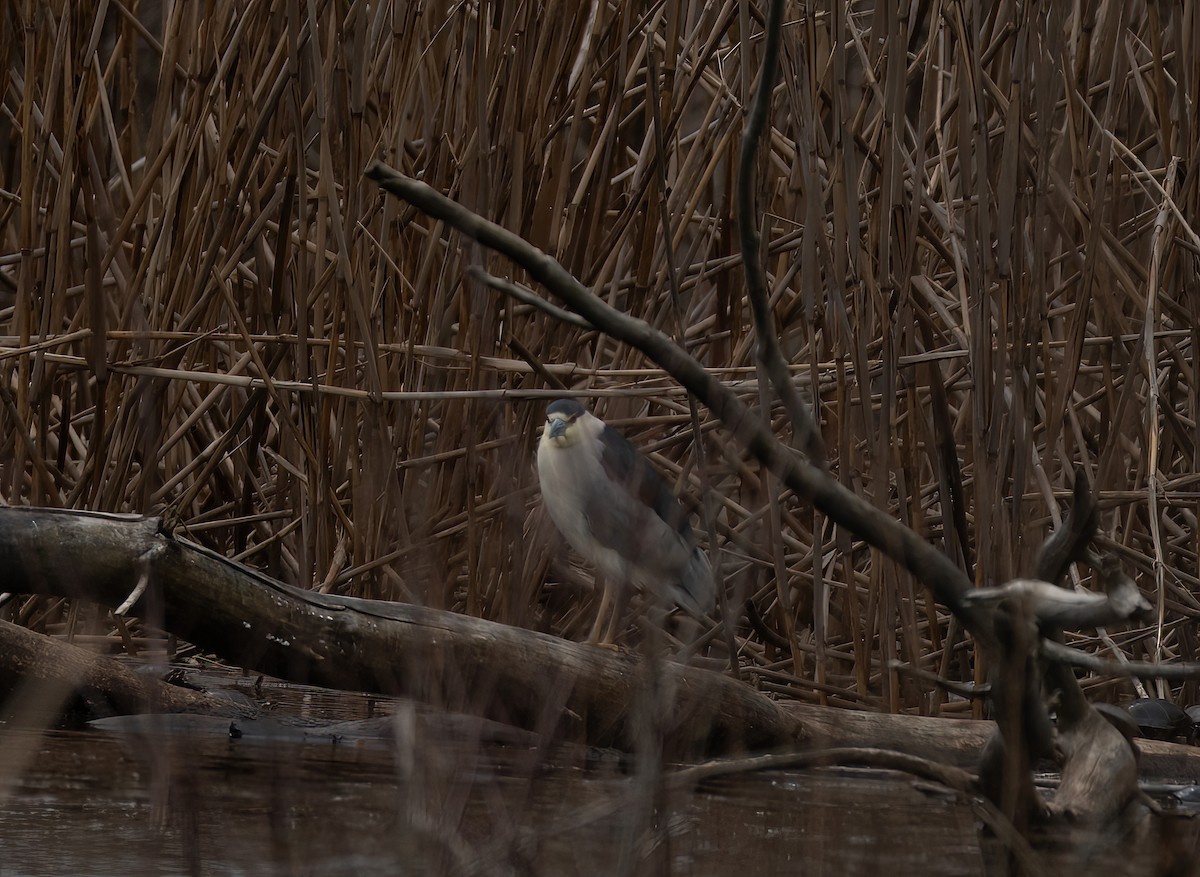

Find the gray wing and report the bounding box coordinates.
[582,424,693,550]
[585,424,713,608]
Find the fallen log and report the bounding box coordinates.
[9,611,1200,791]
[0,506,800,755]
[9,505,1200,791]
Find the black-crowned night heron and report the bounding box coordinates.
[536,399,714,643]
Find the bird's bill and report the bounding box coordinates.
[548,417,569,439]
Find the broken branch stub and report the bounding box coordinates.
[962,575,1152,631]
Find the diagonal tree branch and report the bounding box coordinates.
[365,161,995,651]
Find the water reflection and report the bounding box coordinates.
[2,673,1189,875]
[0,727,983,875]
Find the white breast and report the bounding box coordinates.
[537,431,628,581]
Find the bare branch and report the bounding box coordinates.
[466,266,593,330]
[736,0,825,463]
[1041,640,1200,682]
[364,162,995,650]
[962,575,1150,630]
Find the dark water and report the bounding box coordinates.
[0,730,984,876]
[0,675,1194,876]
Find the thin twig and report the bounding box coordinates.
[1041,640,1200,682]
[735,0,825,464]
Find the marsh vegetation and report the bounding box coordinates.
[3,1,1200,873]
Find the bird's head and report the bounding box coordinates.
[542,399,588,448]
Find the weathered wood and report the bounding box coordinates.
[10,505,1200,797]
[0,617,254,725]
[780,702,993,767]
[1053,705,1141,822]
[0,507,800,755]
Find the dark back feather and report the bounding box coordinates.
[597,424,693,540]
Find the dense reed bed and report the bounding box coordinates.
[2,1,1199,716]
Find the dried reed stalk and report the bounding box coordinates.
[1,0,1198,715]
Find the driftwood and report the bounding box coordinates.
[970,471,1146,827]
[0,614,256,726]
[1053,699,1142,823]
[8,493,1200,870]
[7,506,1200,774]
[0,506,800,756]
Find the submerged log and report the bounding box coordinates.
[0,507,799,755]
[0,616,256,726]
